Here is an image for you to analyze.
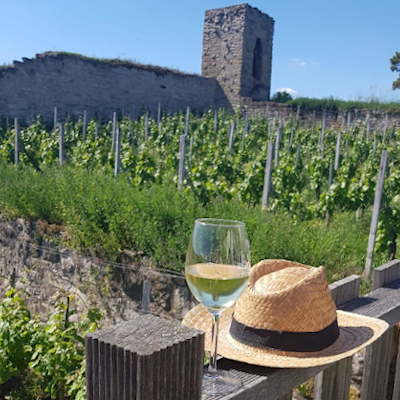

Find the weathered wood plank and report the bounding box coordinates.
[278,392,292,400]
[373,259,400,290]
[360,327,393,400]
[314,274,361,400]
[392,329,400,400]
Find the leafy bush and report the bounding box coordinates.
[0,288,101,400]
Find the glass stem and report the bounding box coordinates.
[209,312,220,375]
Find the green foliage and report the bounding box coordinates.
[390,51,400,90]
[271,91,293,103]
[289,96,400,112]
[0,109,398,271]
[0,288,101,400]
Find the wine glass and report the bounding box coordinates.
[185,218,251,396]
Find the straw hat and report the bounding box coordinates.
[183,259,388,368]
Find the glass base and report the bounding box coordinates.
[202,370,242,396]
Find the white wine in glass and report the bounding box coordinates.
[185,218,251,396]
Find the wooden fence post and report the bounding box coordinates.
[95,124,99,141]
[334,132,342,171]
[114,128,121,176]
[14,118,19,166]
[314,275,361,400]
[262,141,274,209]
[178,135,187,190]
[364,150,389,280]
[59,123,64,165]
[85,315,204,400]
[214,110,218,134]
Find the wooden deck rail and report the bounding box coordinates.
[86,260,400,400]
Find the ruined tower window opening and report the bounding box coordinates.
[253,38,263,81]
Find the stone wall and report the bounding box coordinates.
[0,218,195,325]
[0,53,231,124]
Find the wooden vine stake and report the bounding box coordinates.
[59,123,64,165]
[366,114,371,143]
[177,135,187,190]
[228,121,235,153]
[364,150,389,280]
[383,114,388,142]
[241,113,248,150]
[295,143,301,168]
[334,132,342,171]
[111,112,117,152]
[82,110,87,141]
[296,106,301,122]
[53,107,58,131]
[213,110,218,133]
[157,102,161,129]
[262,141,274,209]
[189,136,193,162]
[14,118,20,166]
[144,111,149,141]
[142,280,151,313]
[114,127,122,176]
[184,106,190,136]
[274,126,282,166]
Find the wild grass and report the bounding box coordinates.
[0,163,386,280]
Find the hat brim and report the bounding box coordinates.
[182,304,388,368]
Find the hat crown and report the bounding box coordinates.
[233,260,337,333]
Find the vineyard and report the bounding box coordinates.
[0,109,399,275]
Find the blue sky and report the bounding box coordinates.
[1,0,400,101]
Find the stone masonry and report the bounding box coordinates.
[0,4,275,123]
[202,4,274,105]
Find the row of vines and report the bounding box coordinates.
[0,110,399,259]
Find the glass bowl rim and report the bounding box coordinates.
[195,218,246,228]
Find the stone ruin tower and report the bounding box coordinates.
[202,4,274,107]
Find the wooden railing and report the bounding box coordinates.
[85,259,400,400]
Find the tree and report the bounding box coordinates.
[390,52,400,90]
[271,91,293,103]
